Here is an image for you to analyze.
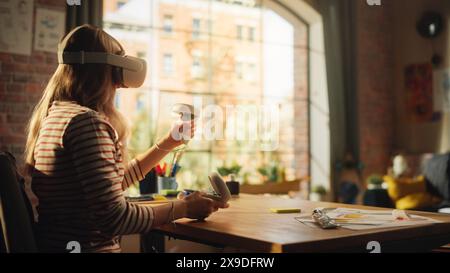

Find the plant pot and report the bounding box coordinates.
[367,183,383,190]
[157,177,178,194]
[310,192,325,202]
[226,181,240,195]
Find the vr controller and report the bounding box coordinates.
[184,172,231,203]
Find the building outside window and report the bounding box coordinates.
[117,1,127,9]
[248,26,255,41]
[192,18,201,39]
[246,62,256,82]
[191,51,204,79]
[163,14,173,34]
[236,24,243,40]
[163,53,174,76]
[235,61,243,79]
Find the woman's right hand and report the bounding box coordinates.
[157,119,196,152]
[179,191,229,220]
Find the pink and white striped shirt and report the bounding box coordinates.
[31,101,153,252]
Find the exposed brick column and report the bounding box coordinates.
[355,1,395,179]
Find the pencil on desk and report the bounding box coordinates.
[174,151,184,165]
[170,164,181,177]
[170,152,176,170]
[155,164,162,176]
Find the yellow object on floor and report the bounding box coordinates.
[384,175,426,200]
[396,193,441,210]
[384,175,441,210]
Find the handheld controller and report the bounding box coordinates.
[171,103,196,145]
[204,172,231,203]
[183,172,231,203]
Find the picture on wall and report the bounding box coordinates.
[405,63,441,123]
[0,0,34,55]
[34,8,66,53]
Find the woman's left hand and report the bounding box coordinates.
[157,119,196,151]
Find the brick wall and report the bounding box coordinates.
[355,1,395,178]
[0,0,66,168]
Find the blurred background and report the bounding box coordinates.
[1,0,450,210]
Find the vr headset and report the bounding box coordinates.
[57,26,147,88]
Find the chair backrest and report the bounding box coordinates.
[0,152,37,253]
[424,153,449,201]
[0,196,9,252]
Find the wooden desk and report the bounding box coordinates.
[138,194,450,252]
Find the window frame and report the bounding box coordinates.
[103,0,311,187]
[192,18,201,40]
[163,14,174,35]
[163,53,174,76]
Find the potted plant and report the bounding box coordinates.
[366,174,384,189]
[363,174,393,207]
[310,185,327,201]
[217,162,242,181]
[257,163,279,183]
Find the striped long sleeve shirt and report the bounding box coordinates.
[31,101,154,252]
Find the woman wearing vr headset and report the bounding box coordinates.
[24,24,228,252]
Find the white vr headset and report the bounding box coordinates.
[57,26,147,88]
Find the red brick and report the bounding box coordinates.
[46,54,58,64]
[12,73,30,83]
[0,135,25,144]
[34,64,57,74]
[5,94,26,103]
[0,74,11,82]
[0,54,12,63]
[31,54,46,63]
[7,114,28,123]
[3,63,33,73]
[355,1,395,179]
[12,55,30,63]
[31,74,51,84]
[38,0,66,7]
[26,83,44,93]
[6,83,25,92]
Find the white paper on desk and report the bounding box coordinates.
[295,208,441,231]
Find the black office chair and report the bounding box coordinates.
[0,152,37,252]
[423,153,450,213]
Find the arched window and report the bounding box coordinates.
[103,0,328,192]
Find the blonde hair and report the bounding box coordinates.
[24,24,129,174]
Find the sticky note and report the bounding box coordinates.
[152,194,167,201]
[270,208,301,213]
[160,189,180,196]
